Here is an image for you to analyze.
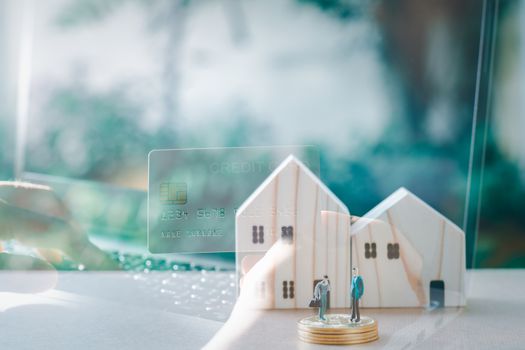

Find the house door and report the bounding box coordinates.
[429,280,445,308]
[313,279,330,309]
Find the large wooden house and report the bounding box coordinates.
[236,155,351,309]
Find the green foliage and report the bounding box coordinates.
[54,0,157,27]
[297,0,369,20]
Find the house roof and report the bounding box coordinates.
[236,154,349,217]
[351,187,464,235]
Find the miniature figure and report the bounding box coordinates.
[350,267,363,323]
[313,275,331,321]
[299,271,378,345]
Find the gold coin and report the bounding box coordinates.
[298,323,377,334]
[298,331,379,345]
[298,332,378,341]
[297,329,378,342]
[298,314,379,345]
[298,314,377,334]
[298,334,379,345]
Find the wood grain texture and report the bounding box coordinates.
[351,188,466,308]
[236,155,350,309]
[236,167,466,309]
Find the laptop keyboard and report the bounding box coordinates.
[57,250,237,321]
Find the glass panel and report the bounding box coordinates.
[476,0,525,267]
[0,0,490,272]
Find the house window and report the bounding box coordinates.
[281,226,293,244]
[282,280,295,299]
[387,243,400,259]
[365,242,377,259]
[258,225,264,243]
[252,225,264,244]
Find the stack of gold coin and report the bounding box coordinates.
[297,314,378,345]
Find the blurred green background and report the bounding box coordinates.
[0,0,523,268]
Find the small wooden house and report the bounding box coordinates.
[351,188,466,307]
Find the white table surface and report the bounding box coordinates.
[1,269,524,349]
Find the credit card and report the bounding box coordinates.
[148,146,320,253]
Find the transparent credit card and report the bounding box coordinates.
[148,146,320,253]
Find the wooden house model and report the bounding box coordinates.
[236,157,466,309]
[235,155,351,309]
[351,187,466,307]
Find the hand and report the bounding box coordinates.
[204,241,293,349]
[0,181,117,271]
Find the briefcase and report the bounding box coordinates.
[309,298,321,307]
